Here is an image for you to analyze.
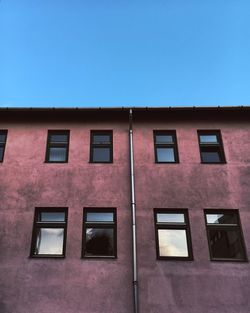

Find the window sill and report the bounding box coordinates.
[88,161,113,164]
[82,255,117,260]
[44,161,68,164]
[210,258,248,262]
[200,162,227,164]
[155,161,179,164]
[29,255,65,259]
[157,256,193,261]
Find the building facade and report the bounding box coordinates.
[1,107,250,313]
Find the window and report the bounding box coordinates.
[90,131,113,163]
[45,130,70,163]
[82,208,117,258]
[205,210,247,261]
[30,208,68,257]
[198,130,226,163]
[0,130,7,162]
[154,131,179,163]
[154,209,193,260]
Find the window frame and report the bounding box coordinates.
[204,209,248,262]
[30,207,68,258]
[82,207,117,259]
[197,130,226,164]
[89,130,113,163]
[153,130,179,163]
[154,208,193,261]
[0,130,8,163]
[45,130,70,163]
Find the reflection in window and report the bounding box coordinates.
[209,229,245,259]
[155,135,174,144]
[39,212,66,222]
[206,213,237,225]
[154,209,193,260]
[158,229,188,257]
[205,210,247,261]
[49,147,67,162]
[199,135,218,143]
[201,149,221,163]
[92,147,110,162]
[45,131,70,163]
[154,131,179,163]
[0,130,7,162]
[90,131,113,163]
[35,228,64,255]
[86,212,114,222]
[157,213,185,224]
[31,208,68,257]
[85,228,114,256]
[156,148,175,162]
[198,131,226,163]
[83,208,117,258]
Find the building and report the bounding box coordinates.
[1,106,250,313]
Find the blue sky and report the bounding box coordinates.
[1,0,250,107]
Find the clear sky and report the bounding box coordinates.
[1,0,250,107]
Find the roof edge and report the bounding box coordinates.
[0,106,250,111]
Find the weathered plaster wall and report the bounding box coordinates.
[0,111,133,313]
[1,109,250,313]
[134,110,250,313]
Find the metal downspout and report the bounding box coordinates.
[129,109,139,313]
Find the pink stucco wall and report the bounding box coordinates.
[1,108,250,313]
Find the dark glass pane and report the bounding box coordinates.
[93,134,111,144]
[158,229,188,257]
[0,134,6,142]
[39,212,65,222]
[85,228,114,256]
[86,212,114,222]
[0,146,4,160]
[206,213,238,225]
[157,213,185,223]
[209,229,245,259]
[156,147,175,162]
[199,135,218,143]
[201,147,221,163]
[49,147,67,162]
[155,135,173,144]
[35,228,64,255]
[92,147,110,162]
[50,134,68,143]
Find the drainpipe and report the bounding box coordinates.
[129,108,139,313]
